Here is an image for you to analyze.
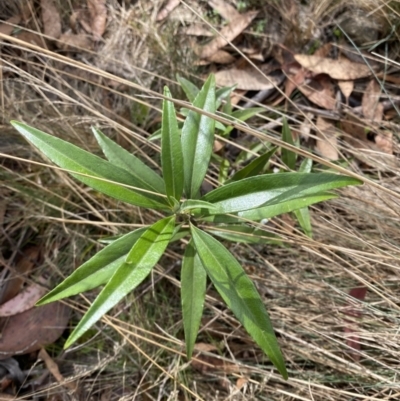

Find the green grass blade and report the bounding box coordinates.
[11,121,168,209]
[181,241,207,358]
[161,86,184,202]
[37,228,148,305]
[92,127,166,195]
[202,173,362,214]
[190,224,288,379]
[281,117,296,170]
[64,216,176,348]
[228,147,277,182]
[181,74,216,198]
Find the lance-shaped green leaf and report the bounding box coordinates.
[215,84,236,109]
[190,224,288,379]
[238,192,336,221]
[161,86,184,202]
[11,122,168,209]
[202,173,362,214]
[181,74,216,198]
[37,227,147,305]
[177,74,199,102]
[293,158,313,237]
[281,117,296,170]
[228,147,277,183]
[92,127,166,195]
[222,107,264,137]
[207,225,281,245]
[181,241,207,358]
[64,216,176,348]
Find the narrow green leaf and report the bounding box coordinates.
[295,157,313,237]
[11,122,168,209]
[222,107,264,136]
[177,74,200,102]
[92,127,166,195]
[190,224,288,379]
[215,84,236,108]
[181,241,207,358]
[228,147,277,183]
[161,86,184,202]
[180,199,217,213]
[181,74,216,198]
[208,225,281,244]
[238,192,336,221]
[37,227,147,305]
[65,216,176,348]
[202,173,362,214]
[218,157,230,184]
[294,207,312,237]
[281,117,296,170]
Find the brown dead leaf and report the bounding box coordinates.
[375,131,393,154]
[15,31,46,48]
[215,68,280,90]
[57,32,92,50]
[230,89,247,105]
[236,377,248,390]
[298,75,336,110]
[362,79,382,121]
[87,0,107,39]
[299,112,314,140]
[284,68,308,98]
[156,0,180,21]
[184,24,214,37]
[314,43,332,58]
[40,0,61,39]
[0,16,21,36]
[0,282,47,317]
[38,348,77,392]
[338,80,354,100]
[315,116,339,160]
[206,50,235,64]
[294,54,372,80]
[200,11,258,59]
[0,302,70,359]
[0,246,40,306]
[344,287,367,361]
[208,0,240,21]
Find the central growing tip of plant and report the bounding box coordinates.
[10,74,363,381]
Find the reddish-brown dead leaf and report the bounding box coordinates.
[15,31,46,48]
[40,0,61,39]
[344,287,367,360]
[215,67,280,90]
[315,116,339,160]
[205,50,235,64]
[314,43,332,58]
[87,0,107,39]
[285,68,308,98]
[298,75,336,110]
[0,246,40,305]
[0,282,47,317]
[0,15,21,36]
[294,54,372,80]
[362,79,382,121]
[0,302,70,359]
[156,0,180,21]
[200,11,258,59]
[208,0,240,21]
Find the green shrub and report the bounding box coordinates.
[10,74,362,380]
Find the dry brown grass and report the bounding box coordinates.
[1,0,400,400]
